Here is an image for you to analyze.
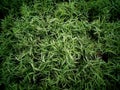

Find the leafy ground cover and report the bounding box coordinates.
[0,0,120,90]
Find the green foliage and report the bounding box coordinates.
[0,0,120,90]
